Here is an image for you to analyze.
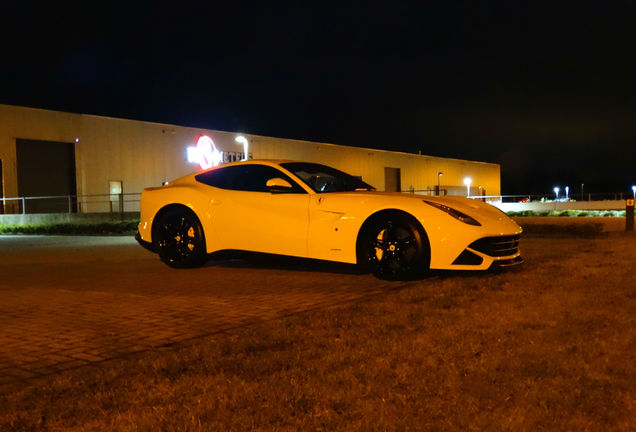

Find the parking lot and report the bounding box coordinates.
[0,235,396,387]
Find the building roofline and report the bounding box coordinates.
[0,103,499,168]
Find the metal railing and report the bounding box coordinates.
[466,192,635,203]
[1,190,632,215]
[403,188,444,196]
[403,188,497,202]
[0,193,141,215]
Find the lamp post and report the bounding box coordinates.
[437,172,443,196]
[581,183,584,201]
[463,177,472,197]
[554,187,560,200]
[565,186,569,201]
[632,185,636,200]
[235,135,249,161]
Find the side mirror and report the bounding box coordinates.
[266,177,293,193]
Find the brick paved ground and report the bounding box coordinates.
[0,236,394,388]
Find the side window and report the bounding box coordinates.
[195,165,305,193]
[195,167,235,189]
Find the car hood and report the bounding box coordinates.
[322,191,521,233]
[421,195,519,227]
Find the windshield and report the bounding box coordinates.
[280,162,375,193]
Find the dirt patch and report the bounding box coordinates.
[1,235,635,431]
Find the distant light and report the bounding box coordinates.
[463,177,472,197]
[554,187,560,199]
[632,185,636,199]
[565,186,569,199]
[235,135,249,161]
[74,137,80,143]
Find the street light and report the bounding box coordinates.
[565,186,569,200]
[554,187,560,200]
[437,172,443,196]
[581,183,584,201]
[235,135,249,161]
[463,177,472,197]
[632,185,636,199]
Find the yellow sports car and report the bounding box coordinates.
[136,160,522,279]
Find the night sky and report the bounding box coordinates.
[1,3,635,195]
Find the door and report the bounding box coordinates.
[196,164,310,257]
[16,139,77,213]
[384,167,401,192]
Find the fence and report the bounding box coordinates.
[475,192,635,203]
[398,190,632,211]
[0,193,141,215]
[1,190,632,215]
[404,188,444,196]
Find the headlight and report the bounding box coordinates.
[423,200,481,226]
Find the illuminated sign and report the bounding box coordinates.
[187,135,222,169]
[186,135,252,170]
[221,151,252,163]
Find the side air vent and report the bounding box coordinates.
[452,250,484,265]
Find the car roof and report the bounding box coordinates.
[196,159,321,172]
[172,159,312,184]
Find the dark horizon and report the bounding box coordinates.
[1,3,635,195]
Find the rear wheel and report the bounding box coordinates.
[154,207,207,268]
[358,213,429,280]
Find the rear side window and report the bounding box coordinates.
[195,164,306,193]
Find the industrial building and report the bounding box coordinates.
[0,104,501,214]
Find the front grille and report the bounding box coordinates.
[469,234,520,257]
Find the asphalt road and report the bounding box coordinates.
[0,235,393,387]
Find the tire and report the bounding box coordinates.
[357,213,429,280]
[154,207,207,268]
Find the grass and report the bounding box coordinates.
[0,220,139,235]
[1,235,634,430]
[507,209,626,217]
[0,210,624,235]
[517,222,606,237]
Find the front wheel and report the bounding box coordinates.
[154,207,207,268]
[358,214,429,280]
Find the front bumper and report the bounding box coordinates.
[490,255,524,268]
[447,234,523,270]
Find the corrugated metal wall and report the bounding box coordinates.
[0,104,501,213]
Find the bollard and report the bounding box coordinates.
[627,199,634,232]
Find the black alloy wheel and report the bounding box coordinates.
[155,207,207,268]
[360,214,429,280]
